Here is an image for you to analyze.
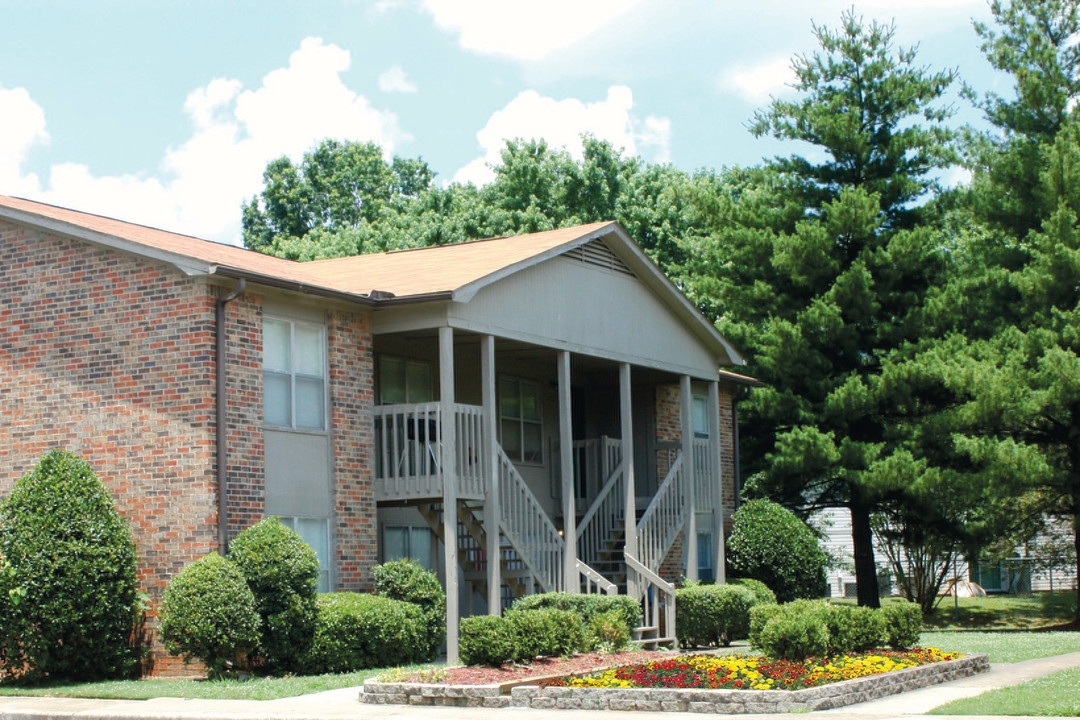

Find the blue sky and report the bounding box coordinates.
[1,1,1005,245]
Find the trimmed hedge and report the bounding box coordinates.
[727,500,828,603]
[506,608,585,661]
[882,601,922,649]
[459,615,514,667]
[675,583,757,648]
[159,553,261,678]
[228,517,319,674]
[728,577,778,606]
[758,612,829,661]
[0,450,142,683]
[301,593,428,674]
[509,592,640,633]
[372,559,445,661]
[822,604,887,655]
[586,610,632,653]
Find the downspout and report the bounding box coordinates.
[732,394,741,510]
[216,279,246,553]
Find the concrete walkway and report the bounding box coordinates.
[0,651,1076,720]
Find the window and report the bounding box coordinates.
[692,396,710,439]
[383,525,434,570]
[279,516,331,592]
[264,317,326,430]
[379,356,433,404]
[499,377,542,464]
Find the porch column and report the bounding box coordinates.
[619,363,637,596]
[558,351,578,593]
[708,380,726,583]
[481,335,501,612]
[681,375,698,582]
[439,326,459,663]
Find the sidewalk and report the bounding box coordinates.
[0,651,1076,720]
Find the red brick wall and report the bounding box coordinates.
[0,220,219,674]
[327,308,377,591]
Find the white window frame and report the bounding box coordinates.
[382,524,436,570]
[499,376,544,466]
[263,316,327,431]
[692,395,710,439]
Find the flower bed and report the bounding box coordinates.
[540,648,959,691]
[361,649,990,712]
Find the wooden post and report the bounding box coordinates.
[708,380,726,583]
[439,326,459,663]
[620,363,637,597]
[681,375,698,582]
[559,351,578,593]
[481,335,501,613]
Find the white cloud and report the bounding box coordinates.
[378,66,418,93]
[724,58,796,104]
[423,0,641,61]
[0,38,408,245]
[453,85,669,186]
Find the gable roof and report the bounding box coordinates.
[0,195,743,365]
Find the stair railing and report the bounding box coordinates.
[625,553,676,647]
[496,446,563,593]
[575,460,625,568]
[576,559,618,595]
[636,452,689,576]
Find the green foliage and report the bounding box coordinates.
[371,559,446,661]
[881,602,923,649]
[506,608,585,662]
[727,578,778,606]
[822,604,888,655]
[159,553,261,678]
[757,613,830,662]
[458,615,514,667]
[748,603,788,650]
[675,583,757,648]
[509,591,640,633]
[0,450,141,683]
[301,593,427,674]
[584,610,632,653]
[727,500,827,603]
[227,518,319,674]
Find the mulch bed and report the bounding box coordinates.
[414,650,677,685]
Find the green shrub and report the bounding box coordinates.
[748,603,786,649]
[585,610,632,653]
[507,608,585,661]
[881,601,922,649]
[728,577,777,606]
[758,613,829,661]
[228,517,318,674]
[510,592,640,632]
[372,559,446,660]
[822,604,887,655]
[726,500,828,603]
[0,450,142,682]
[159,553,261,678]
[301,593,427,674]
[459,615,514,667]
[676,584,756,648]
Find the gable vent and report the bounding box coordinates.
[565,239,635,277]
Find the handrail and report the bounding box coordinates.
[497,446,563,593]
[636,453,688,575]
[576,560,618,595]
[625,553,676,646]
[624,553,673,593]
[576,460,624,539]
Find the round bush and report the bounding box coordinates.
[727,577,778,606]
[823,604,887,655]
[159,553,261,678]
[727,500,828,603]
[585,610,632,653]
[758,613,829,661]
[748,603,786,650]
[301,593,427,674]
[0,450,141,682]
[372,559,446,660]
[881,601,922,649]
[228,517,319,674]
[459,615,514,667]
[676,583,757,648]
[506,608,585,661]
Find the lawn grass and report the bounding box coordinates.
[920,631,1080,663]
[928,666,1080,716]
[835,592,1078,630]
[0,664,439,701]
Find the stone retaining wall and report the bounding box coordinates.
[361,653,989,712]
